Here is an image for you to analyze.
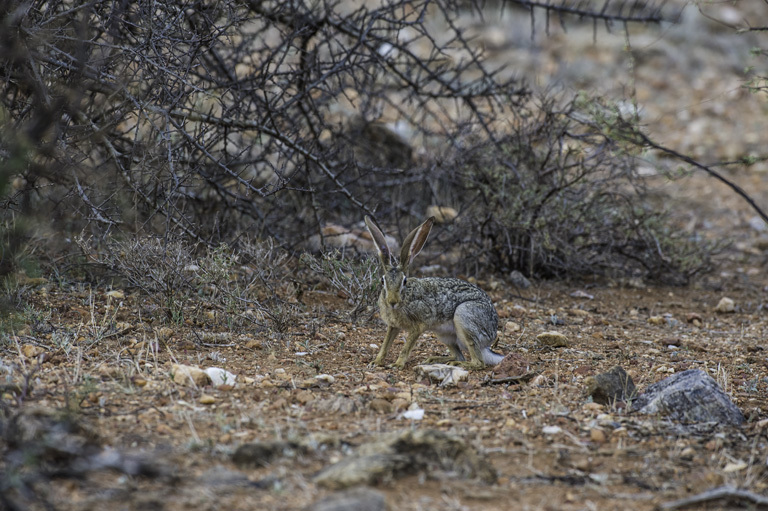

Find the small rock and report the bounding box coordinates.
[569,290,594,299]
[589,428,607,444]
[504,321,521,334]
[21,345,46,359]
[536,331,568,347]
[205,367,237,387]
[542,425,562,435]
[426,205,458,224]
[232,441,289,468]
[508,305,528,318]
[305,487,388,511]
[647,316,665,325]
[391,398,409,412]
[316,374,336,384]
[493,353,531,378]
[368,398,392,414]
[106,290,125,299]
[584,366,637,405]
[723,461,747,473]
[631,369,744,426]
[244,339,264,350]
[509,270,532,289]
[199,394,216,405]
[715,297,735,313]
[685,312,703,323]
[156,327,174,340]
[295,390,315,405]
[172,364,211,386]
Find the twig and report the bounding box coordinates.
[635,131,768,225]
[658,485,768,510]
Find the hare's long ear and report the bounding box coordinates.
[364,216,392,267]
[399,217,435,270]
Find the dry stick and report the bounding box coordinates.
[637,132,768,225]
[659,485,768,510]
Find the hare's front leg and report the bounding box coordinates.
[392,329,423,369]
[372,326,400,366]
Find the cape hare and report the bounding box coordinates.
[365,216,503,370]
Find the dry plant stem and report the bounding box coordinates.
[635,131,768,225]
[659,485,768,510]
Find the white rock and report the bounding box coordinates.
[542,425,562,435]
[715,297,735,313]
[401,408,424,420]
[315,374,335,384]
[205,367,237,387]
[414,364,468,387]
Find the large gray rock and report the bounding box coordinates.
[632,369,744,426]
[306,487,388,511]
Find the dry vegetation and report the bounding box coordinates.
[2,0,768,510]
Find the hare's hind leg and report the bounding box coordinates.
[425,330,466,364]
[451,302,500,369]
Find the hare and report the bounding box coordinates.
[364,216,503,370]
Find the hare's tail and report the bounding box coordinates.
[481,348,505,366]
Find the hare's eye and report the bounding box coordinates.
[402,276,407,287]
[380,276,385,284]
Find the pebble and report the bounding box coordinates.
[509,270,532,289]
[391,398,409,412]
[156,327,174,340]
[306,487,388,511]
[172,364,211,386]
[426,205,458,224]
[584,366,637,405]
[369,398,393,414]
[244,339,264,350]
[589,428,607,444]
[316,374,335,384]
[536,331,568,347]
[199,394,216,405]
[715,297,735,313]
[504,321,521,333]
[106,290,125,299]
[21,345,46,358]
[723,461,747,473]
[295,390,315,405]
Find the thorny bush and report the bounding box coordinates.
[0,0,709,282]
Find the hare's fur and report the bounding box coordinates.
[365,216,503,370]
